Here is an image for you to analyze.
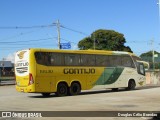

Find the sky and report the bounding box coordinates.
[0,0,159,62]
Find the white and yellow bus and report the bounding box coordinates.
[15,48,147,97]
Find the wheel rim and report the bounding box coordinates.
[60,86,66,94]
[57,84,67,96]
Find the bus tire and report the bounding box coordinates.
[41,93,50,97]
[69,82,81,96]
[56,83,68,97]
[127,80,136,90]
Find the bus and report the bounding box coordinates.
[15,48,148,97]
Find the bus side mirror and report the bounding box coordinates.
[137,62,145,76]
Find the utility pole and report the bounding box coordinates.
[56,20,61,49]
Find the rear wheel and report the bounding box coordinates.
[127,80,136,90]
[69,82,81,96]
[56,83,68,97]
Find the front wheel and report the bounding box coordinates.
[126,80,136,90]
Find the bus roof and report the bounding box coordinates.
[20,48,137,56]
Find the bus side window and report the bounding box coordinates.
[107,55,112,67]
[41,52,50,66]
[121,56,134,68]
[50,57,55,65]
[50,53,56,65]
[114,55,121,66]
[50,53,63,66]
[96,55,107,66]
[35,52,51,65]
[108,56,118,67]
[81,54,95,66]
[35,52,43,65]
[64,54,80,66]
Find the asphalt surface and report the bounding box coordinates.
[0,85,160,120]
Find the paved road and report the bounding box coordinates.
[0,85,160,120]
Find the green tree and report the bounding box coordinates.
[78,29,132,52]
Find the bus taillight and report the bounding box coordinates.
[28,73,34,86]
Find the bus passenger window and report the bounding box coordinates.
[50,53,63,66]
[64,54,80,66]
[121,56,134,68]
[50,58,55,65]
[81,54,95,66]
[35,52,43,65]
[96,55,107,66]
[108,56,117,67]
[114,56,121,66]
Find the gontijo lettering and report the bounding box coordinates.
[15,62,29,67]
[64,68,95,74]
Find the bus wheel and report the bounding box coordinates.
[69,82,81,96]
[56,83,68,97]
[41,93,50,97]
[127,80,136,90]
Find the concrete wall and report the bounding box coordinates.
[146,71,160,85]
